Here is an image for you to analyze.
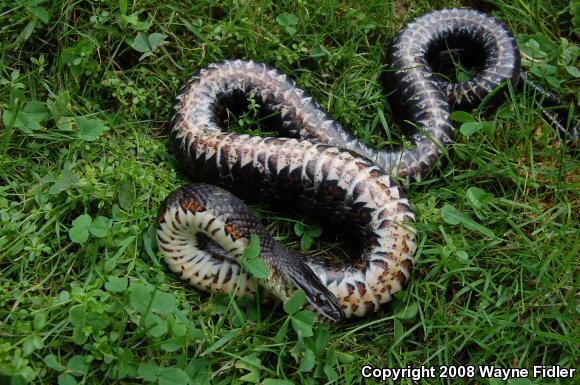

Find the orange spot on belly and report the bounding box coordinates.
[224,223,242,240]
[180,198,204,213]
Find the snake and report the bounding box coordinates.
[156,8,577,323]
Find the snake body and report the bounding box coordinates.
[156,9,574,323]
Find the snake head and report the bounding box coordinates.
[305,289,345,324]
[275,250,345,324]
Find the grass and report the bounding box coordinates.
[0,0,578,384]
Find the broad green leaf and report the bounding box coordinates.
[29,6,49,23]
[520,35,557,58]
[395,302,419,320]
[323,347,337,381]
[144,313,168,338]
[239,372,260,383]
[276,13,298,26]
[457,71,472,83]
[85,311,110,330]
[306,226,321,237]
[456,250,469,261]
[33,312,47,331]
[49,168,79,195]
[243,257,269,279]
[138,362,160,382]
[243,234,260,258]
[58,373,77,385]
[566,65,580,77]
[460,121,483,137]
[480,121,494,136]
[150,289,177,314]
[89,216,111,238]
[310,46,329,58]
[3,107,28,130]
[117,179,134,210]
[393,318,404,342]
[69,214,92,244]
[283,289,305,315]
[71,214,92,227]
[15,19,37,46]
[44,354,64,372]
[235,356,262,383]
[148,33,168,50]
[56,117,74,131]
[22,335,43,355]
[58,290,70,303]
[67,355,87,375]
[440,204,462,225]
[276,13,298,35]
[61,39,94,68]
[9,86,25,103]
[335,351,355,364]
[159,367,190,385]
[293,223,304,236]
[142,225,157,261]
[546,75,561,89]
[23,100,49,124]
[466,187,493,209]
[533,63,558,76]
[300,234,313,250]
[290,310,315,337]
[131,32,150,52]
[450,110,474,123]
[172,322,187,337]
[68,305,84,326]
[105,276,128,292]
[75,116,108,141]
[298,348,315,372]
[72,325,87,345]
[241,235,268,279]
[313,327,330,355]
[3,101,49,133]
[121,12,150,31]
[117,360,138,380]
[129,282,152,314]
[160,341,181,352]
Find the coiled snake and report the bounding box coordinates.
[156,9,576,323]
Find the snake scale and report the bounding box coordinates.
[156,8,576,323]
